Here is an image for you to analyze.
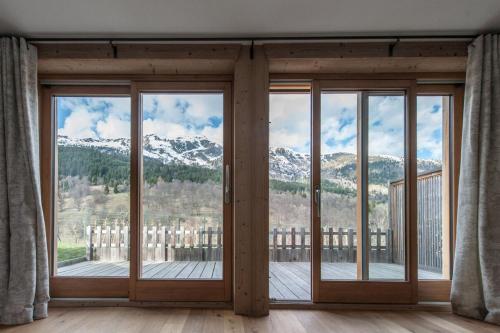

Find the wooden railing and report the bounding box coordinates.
[79,170,443,271]
[86,225,222,262]
[84,225,392,264]
[269,227,393,263]
[389,169,443,272]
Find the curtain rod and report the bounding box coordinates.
[23,34,476,44]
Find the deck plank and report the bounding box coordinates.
[200,261,216,279]
[213,261,223,279]
[269,270,299,300]
[56,260,442,301]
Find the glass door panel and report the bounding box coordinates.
[367,94,406,280]
[140,92,224,280]
[320,93,359,280]
[313,80,416,303]
[269,90,312,301]
[416,95,451,280]
[54,96,131,277]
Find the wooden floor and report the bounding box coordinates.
[1,307,499,333]
[58,260,441,301]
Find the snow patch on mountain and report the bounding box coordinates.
[58,135,442,189]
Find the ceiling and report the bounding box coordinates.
[1,0,499,38]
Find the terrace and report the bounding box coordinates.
[57,169,444,301]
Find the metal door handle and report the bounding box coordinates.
[224,165,230,204]
[314,185,321,218]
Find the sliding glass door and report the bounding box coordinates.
[130,82,232,301]
[312,80,417,303]
[42,82,232,301]
[42,86,132,297]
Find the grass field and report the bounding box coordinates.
[57,242,86,262]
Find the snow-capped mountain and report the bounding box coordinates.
[58,135,441,187]
[58,134,223,169]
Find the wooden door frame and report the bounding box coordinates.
[311,79,418,303]
[40,85,131,298]
[415,84,464,302]
[129,81,233,302]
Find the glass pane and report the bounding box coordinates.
[368,95,405,280]
[269,92,311,300]
[320,93,358,280]
[55,96,131,277]
[141,93,224,280]
[417,96,448,280]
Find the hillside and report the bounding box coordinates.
[57,135,441,194]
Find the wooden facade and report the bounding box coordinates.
[37,40,466,315]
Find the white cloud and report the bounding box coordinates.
[58,97,130,140]
[269,93,310,152]
[96,115,130,139]
[321,93,358,155]
[367,95,405,157]
[142,94,224,144]
[59,106,100,139]
[416,96,444,160]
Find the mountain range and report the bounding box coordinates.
[58,134,442,192]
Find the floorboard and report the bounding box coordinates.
[1,308,498,333]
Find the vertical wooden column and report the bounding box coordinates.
[441,96,451,279]
[233,45,269,316]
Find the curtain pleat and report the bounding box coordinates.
[451,34,500,325]
[0,37,49,325]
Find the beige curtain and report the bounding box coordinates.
[451,34,500,325]
[0,37,49,325]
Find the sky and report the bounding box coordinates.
[57,92,443,161]
[270,93,443,161]
[56,93,224,144]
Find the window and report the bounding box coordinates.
[269,85,312,301]
[140,92,225,280]
[42,82,232,301]
[54,94,131,277]
[320,92,358,280]
[416,94,452,280]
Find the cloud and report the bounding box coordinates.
[57,94,225,144]
[321,93,358,154]
[368,95,405,157]
[58,97,130,139]
[269,93,311,153]
[58,106,101,139]
[416,96,444,160]
[142,94,224,144]
[57,94,444,161]
[96,115,130,139]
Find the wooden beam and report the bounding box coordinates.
[38,59,235,75]
[269,57,466,74]
[35,43,241,75]
[392,42,468,57]
[36,43,115,59]
[270,72,466,81]
[115,44,241,59]
[264,42,468,59]
[264,43,389,58]
[233,45,269,316]
[35,43,241,60]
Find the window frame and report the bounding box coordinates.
[129,81,233,302]
[40,85,131,298]
[311,79,418,303]
[416,84,464,302]
[40,81,234,301]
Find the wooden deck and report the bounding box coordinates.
[58,261,442,300]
